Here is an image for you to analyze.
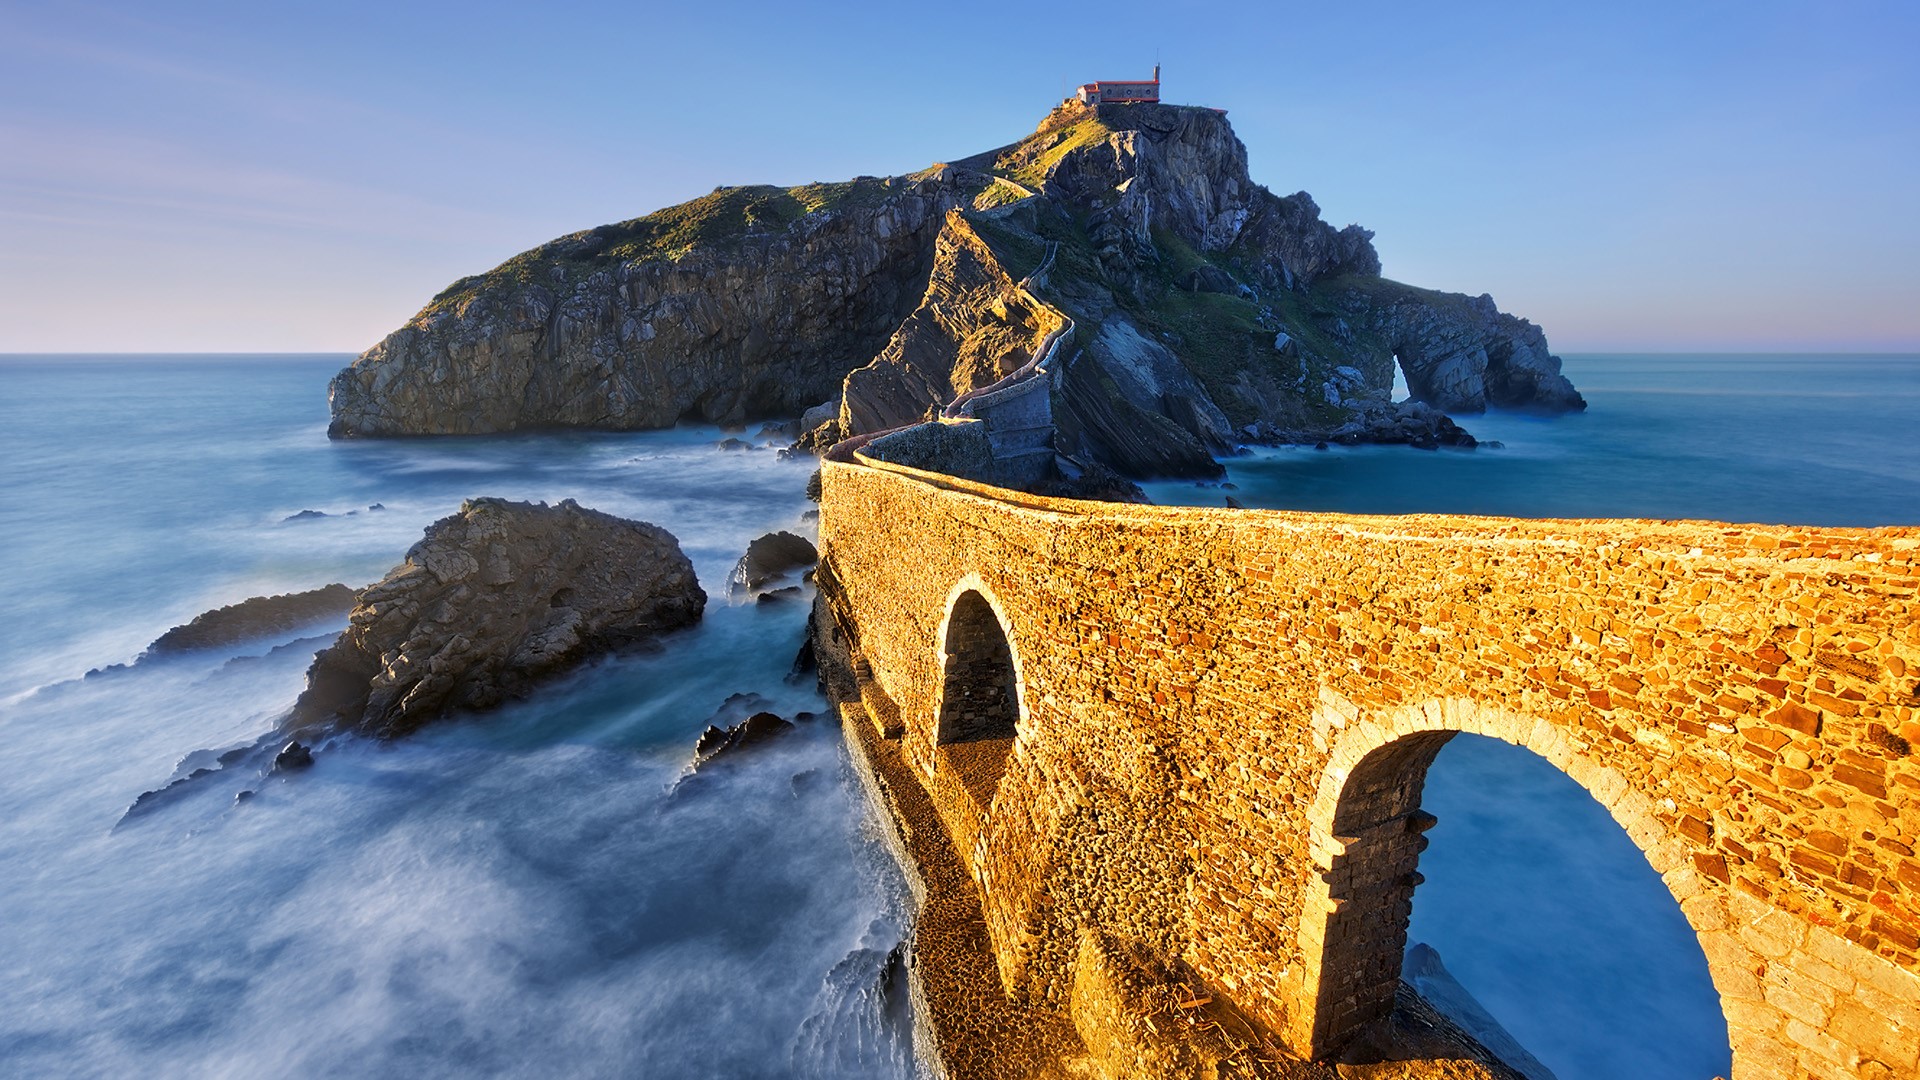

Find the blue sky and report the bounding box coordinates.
[1,0,1914,353]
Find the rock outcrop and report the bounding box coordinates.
[1027,102,1379,286]
[289,498,704,737]
[1336,284,1586,414]
[691,710,796,768]
[833,102,1580,477]
[332,98,1585,478]
[728,530,819,596]
[329,177,964,436]
[836,212,1063,437]
[143,584,357,657]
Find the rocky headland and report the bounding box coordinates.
[328,100,1582,480]
[329,178,957,436]
[288,498,704,738]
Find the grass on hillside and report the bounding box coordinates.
[1318,272,1492,324]
[422,176,902,319]
[993,112,1116,190]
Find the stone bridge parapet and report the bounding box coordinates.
[815,456,1920,1079]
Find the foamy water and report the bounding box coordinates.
[7,353,1915,1079]
[0,355,913,1079]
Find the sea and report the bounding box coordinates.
[2,353,1915,1080]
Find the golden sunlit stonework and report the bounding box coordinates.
[813,456,1920,1080]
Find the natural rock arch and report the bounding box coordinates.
[933,581,1025,810]
[1293,697,1742,1063]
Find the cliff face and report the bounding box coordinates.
[1031,102,1379,287]
[836,211,1063,435]
[829,103,1581,477]
[329,178,957,435]
[332,100,1584,476]
[1325,278,1585,413]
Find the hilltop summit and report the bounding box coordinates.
[328,100,1583,477]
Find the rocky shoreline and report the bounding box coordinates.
[326,101,1583,486]
[1238,398,1483,451]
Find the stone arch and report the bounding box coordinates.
[1291,697,1743,1066]
[932,576,1025,810]
[1389,349,1416,403]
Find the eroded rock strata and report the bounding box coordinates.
[331,100,1584,479]
[289,498,704,737]
[329,178,961,435]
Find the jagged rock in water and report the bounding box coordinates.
[271,741,314,772]
[1403,943,1560,1080]
[789,936,916,1078]
[729,530,818,595]
[788,637,818,682]
[289,498,705,737]
[691,711,796,769]
[143,584,357,657]
[1331,400,1479,448]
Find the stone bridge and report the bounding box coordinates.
[814,456,1920,1080]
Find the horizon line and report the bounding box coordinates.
[6,349,1920,359]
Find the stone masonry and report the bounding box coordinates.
[815,455,1920,1080]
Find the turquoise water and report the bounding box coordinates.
[1148,354,1920,525]
[1147,353,1920,1080]
[3,353,1911,1079]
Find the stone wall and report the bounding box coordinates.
[816,456,1920,1080]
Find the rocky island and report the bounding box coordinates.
[289,498,705,738]
[327,101,1582,480]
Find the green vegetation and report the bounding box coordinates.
[1319,272,1484,323]
[971,181,1030,211]
[992,112,1115,190]
[1151,288,1265,385]
[421,176,902,319]
[974,205,1362,429]
[965,213,1047,280]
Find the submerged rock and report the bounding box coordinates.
[272,741,314,772]
[1403,943,1560,1080]
[289,498,705,738]
[1328,399,1479,448]
[692,711,796,768]
[143,584,357,657]
[788,637,818,683]
[729,530,819,595]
